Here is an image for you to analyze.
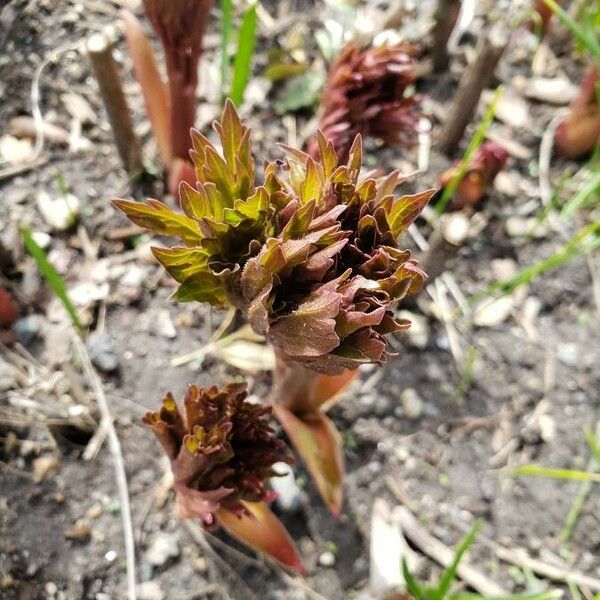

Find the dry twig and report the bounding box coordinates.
[71,332,137,600]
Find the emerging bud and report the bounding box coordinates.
[114,102,436,373]
[439,140,508,210]
[555,66,600,159]
[308,42,421,162]
[144,382,291,528]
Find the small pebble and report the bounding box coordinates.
[270,462,303,512]
[104,550,117,563]
[400,388,423,420]
[318,550,336,567]
[136,581,164,600]
[12,315,42,346]
[87,332,119,373]
[145,533,180,567]
[32,454,58,482]
[45,582,58,596]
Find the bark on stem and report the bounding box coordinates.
[437,26,507,156]
[432,0,460,73]
[87,32,143,176]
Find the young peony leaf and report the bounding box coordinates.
[384,190,437,238]
[112,199,201,245]
[273,405,344,516]
[170,271,228,305]
[269,285,343,358]
[217,501,306,574]
[276,361,359,414]
[438,140,509,210]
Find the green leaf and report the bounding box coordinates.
[21,228,81,330]
[402,558,426,599]
[561,168,600,218]
[385,189,437,237]
[584,427,600,464]
[112,199,202,245]
[171,271,228,306]
[230,3,257,106]
[264,61,310,81]
[503,464,600,482]
[151,246,211,283]
[274,70,325,115]
[540,0,600,68]
[471,221,600,304]
[436,520,482,599]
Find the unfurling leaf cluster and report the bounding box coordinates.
[115,101,436,373]
[307,42,422,162]
[144,382,290,527]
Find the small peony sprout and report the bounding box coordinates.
[555,66,600,160]
[307,42,421,162]
[438,140,508,210]
[144,383,291,528]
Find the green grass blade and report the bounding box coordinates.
[561,169,600,219]
[230,2,257,106]
[452,591,562,600]
[435,86,503,215]
[560,458,595,543]
[471,221,600,303]
[402,558,426,599]
[220,0,233,99]
[503,464,600,482]
[540,0,600,67]
[584,427,600,464]
[436,520,482,599]
[21,228,81,330]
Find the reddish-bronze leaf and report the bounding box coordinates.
[217,502,306,574]
[273,405,344,516]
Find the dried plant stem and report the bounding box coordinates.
[437,27,507,155]
[432,0,460,72]
[72,332,137,600]
[87,32,143,175]
[421,213,470,284]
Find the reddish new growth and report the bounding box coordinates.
[142,0,213,161]
[144,383,290,528]
[308,42,421,162]
[439,140,508,210]
[555,65,600,159]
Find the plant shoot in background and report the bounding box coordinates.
[122,0,214,196]
[308,42,422,162]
